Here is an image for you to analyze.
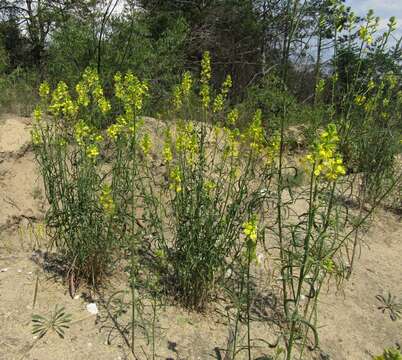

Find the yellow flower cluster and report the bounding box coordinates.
[200,51,211,109]
[86,144,100,158]
[74,119,92,146]
[76,82,90,107]
[315,79,325,95]
[305,123,346,181]
[364,98,375,113]
[49,81,78,118]
[74,119,102,159]
[213,75,232,113]
[203,179,216,192]
[227,108,239,126]
[175,122,198,165]
[163,143,173,163]
[243,215,258,261]
[223,127,240,160]
[358,26,373,45]
[242,216,258,263]
[322,257,335,273]
[107,123,124,141]
[31,128,42,145]
[242,218,258,242]
[354,94,366,106]
[173,85,183,110]
[99,184,115,215]
[246,109,266,153]
[98,97,111,113]
[162,130,173,163]
[76,68,111,114]
[181,71,193,97]
[173,71,193,110]
[39,82,50,99]
[114,71,148,117]
[169,166,182,193]
[33,106,42,122]
[266,131,281,165]
[140,133,152,157]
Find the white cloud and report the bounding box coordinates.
[345,0,402,39]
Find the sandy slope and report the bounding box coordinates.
[0,115,401,360]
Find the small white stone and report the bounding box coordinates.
[17,269,22,273]
[74,294,80,300]
[86,303,98,315]
[0,268,8,272]
[27,271,32,275]
[225,268,232,278]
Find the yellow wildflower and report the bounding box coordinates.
[200,51,211,109]
[99,184,115,215]
[98,97,111,113]
[203,179,216,192]
[76,82,90,107]
[181,71,193,97]
[227,108,239,125]
[213,94,224,113]
[247,109,265,153]
[315,79,325,95]
[213,74,232,113]
[173,84,183,110]
[94,134,104,143]
[49,81,78,118]
[354,95,366,106]
[74,120,91,146]
[266,131,280,165]
[115,71,148,114]
[305,123,346,181]
[243,217,258,242]
[221,75,232,96]
[170,166,182,193]
[163,143,173,163]
[31,128,42,145]
[86,144,99,159]
[223,128,240,160]
[322,258,335,273]
[107,123,123,141]
[140,133,152,156]
[39,82,50,99]
[176,122,198,164]
[358,26,372,44]
[33,106,42,122]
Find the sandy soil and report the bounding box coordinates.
[0,114,401,360]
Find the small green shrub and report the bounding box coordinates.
[0,67,38,115]
[373,348,402,360]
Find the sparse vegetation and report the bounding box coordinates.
[0,1,401,359]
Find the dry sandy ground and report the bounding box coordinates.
[0,115,401,360]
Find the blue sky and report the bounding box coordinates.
[345,0,402,40]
